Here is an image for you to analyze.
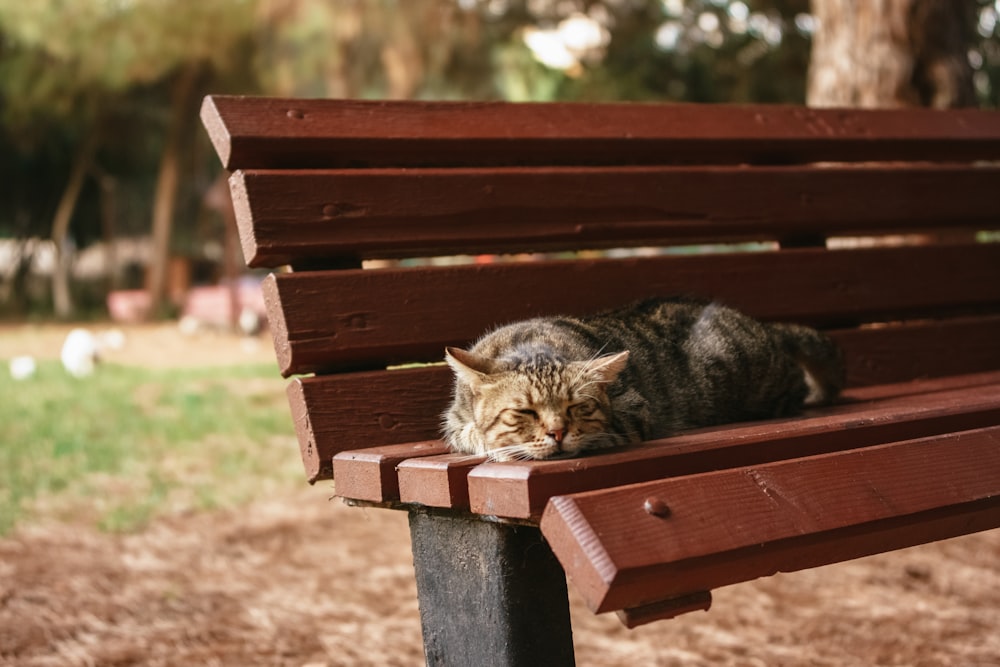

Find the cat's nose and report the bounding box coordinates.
[547,429,565,444]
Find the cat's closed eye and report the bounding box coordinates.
[516,409,538,418]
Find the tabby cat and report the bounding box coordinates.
[443,297,844,461]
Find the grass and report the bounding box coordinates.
[0,361,301,535]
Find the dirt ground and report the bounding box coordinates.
[2,324,999,666]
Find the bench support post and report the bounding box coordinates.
[408,510,576,667]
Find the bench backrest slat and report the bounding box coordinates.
[235,165,1000,267]
[203,97,1000,170]
[266,243,1000,375]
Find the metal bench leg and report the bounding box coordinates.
[408,509,576,667]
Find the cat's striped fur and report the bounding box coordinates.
[443,297,844,461]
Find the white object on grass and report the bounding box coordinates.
[61,328,100,378]
[9,355,37,380]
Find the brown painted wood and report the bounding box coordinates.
[285,379,325,482]
[330,441,449,501]
[291,318,1000,485]
[616,591,713,628]
[398,454,487,509]
[201,96,1000,170]
[232,165,1000,267]
[845,369,1000,401]
[467,378,1000,519]
[288,368,451,483]
[266,245,1000,375]
[327,373,1000,508]
[539,425,1000,613]
[833,316,1000,387]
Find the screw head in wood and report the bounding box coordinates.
[643,498,671,518]
[286,109,305,120]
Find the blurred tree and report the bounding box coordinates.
[808,0,977,107]
[255,0,496,100]
[476,0,815,103]
[0,0,257,317]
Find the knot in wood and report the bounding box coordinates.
[322,202,366,219]
[643,498,671,518]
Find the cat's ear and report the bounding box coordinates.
[445,347,495,388]
[585,350,629,384]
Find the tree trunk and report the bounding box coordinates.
[808,0,976,108]
[145,64,201,318]
[50,133,98,320]
[90,163,119,291]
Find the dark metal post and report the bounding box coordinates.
[408,510,576,667]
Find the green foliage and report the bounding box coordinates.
[0,361,298,534]
[0,0,258,247]
[0,0,256,98]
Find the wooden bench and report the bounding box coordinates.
[200,96,1000,666]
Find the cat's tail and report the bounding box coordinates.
[770,323,845,405]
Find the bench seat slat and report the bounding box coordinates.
[233,165,1000,267]
[397,454,487,509]
[293,320,1000,483]
[330,441,449,502]
[332,374,1000,514]
[266,244,1000,375]
[466,378,1000,517]
[539,425,1000,614]
[202,96,1000,170]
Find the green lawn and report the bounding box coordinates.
[0,361,300,534]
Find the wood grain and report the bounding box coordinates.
[539,426,1000,613]
[233,165,1000,267]
[408,513,576,666]
[833,316,1000,387]
[467,378,1000,519]
[616,591,713,628]
[201,96,1000,170]
[287,367,451,483]
[266,245,1000,375]
[398,454,486,509]
[330,441,449,501]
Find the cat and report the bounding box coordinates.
[442,297,844,462]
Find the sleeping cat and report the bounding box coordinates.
[443,297,844,461]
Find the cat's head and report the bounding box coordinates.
[445,346,628,461]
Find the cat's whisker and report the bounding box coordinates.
[571,343,611,385]
[486,444,533,462]
[574,379,603,391]
[447,453,489,463]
